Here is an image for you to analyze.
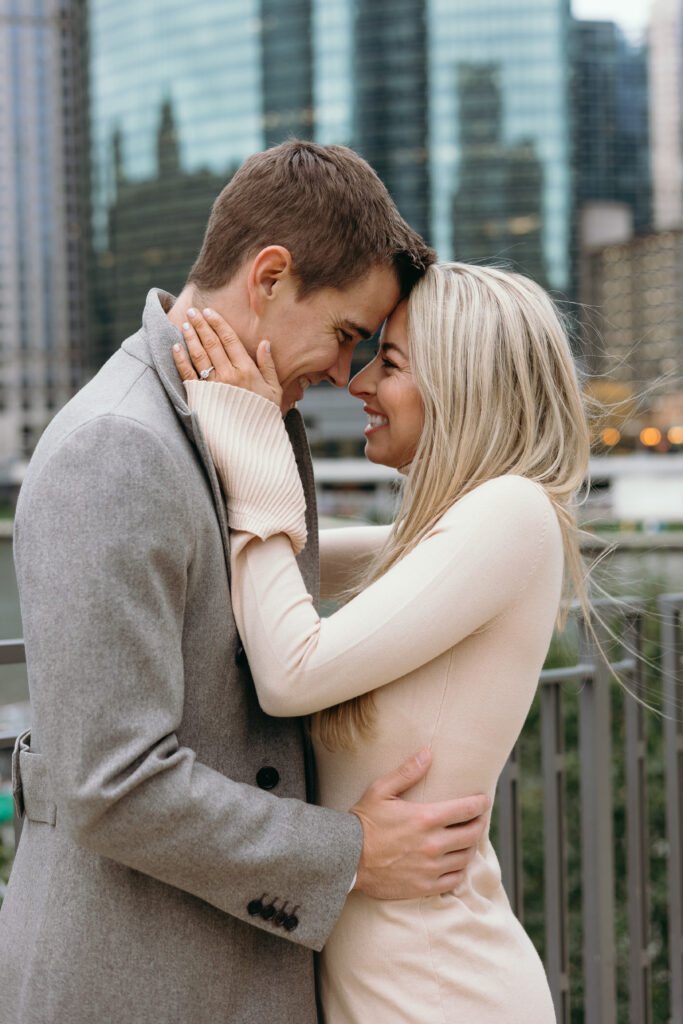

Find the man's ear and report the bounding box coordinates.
[247,246,294,314]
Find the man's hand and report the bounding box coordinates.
[350,749,489,899]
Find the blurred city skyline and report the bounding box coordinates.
[1,0,682,479]
[572,0,652,39]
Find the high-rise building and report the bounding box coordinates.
[0,0,89,467]
[353,0,430,241]
[451,63,547,287]
[85,0,584,456]
[574,20,651,235]
[584,229,683,430]
[92,99,230,359]
[261,0,315,148]
[429,0,573,294]
[649,0,683,229]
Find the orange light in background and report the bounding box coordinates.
[640,427,662,447]
[668,425,683,445]
[601,427,621,447]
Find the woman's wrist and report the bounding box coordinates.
[184,379,307,554]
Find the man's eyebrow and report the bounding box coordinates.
[380,340,408,359]
[341,318,372,341]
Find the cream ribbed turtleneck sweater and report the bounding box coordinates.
[185,378,559,1024]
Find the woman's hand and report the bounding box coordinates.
[172,307,282,407]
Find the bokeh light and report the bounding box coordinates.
[640,427,662,447]
[601,427,621,446]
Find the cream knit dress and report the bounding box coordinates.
[186,380,559,1024]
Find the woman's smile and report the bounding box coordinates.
[364,406,389,435]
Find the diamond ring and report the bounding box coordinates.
[199,366,215,380]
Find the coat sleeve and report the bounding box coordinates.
[13,413,362,951]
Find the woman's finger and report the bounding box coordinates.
[180,318,218,380]
[203,308,254,371]
[255,340,283,406]
[187,308,233,376]
[172,342,199,381]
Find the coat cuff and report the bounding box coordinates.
[184,380,307,555]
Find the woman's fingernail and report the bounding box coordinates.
[182,322,190,332]
[203,307,214,318]
[187,308,196,318]
[173,343,182,352]
[265,341,271,354]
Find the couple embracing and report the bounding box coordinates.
[0,140,588,1023]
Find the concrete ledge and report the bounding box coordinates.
[581,531,683,551]
[2,516,682,550]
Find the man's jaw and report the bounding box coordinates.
[281,376,312,413]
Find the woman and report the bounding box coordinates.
[172,263,589,1022]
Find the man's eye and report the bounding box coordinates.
[338,330,354,345]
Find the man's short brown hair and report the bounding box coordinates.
[188,140,435,298]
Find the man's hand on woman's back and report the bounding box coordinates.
[351,749,489,899]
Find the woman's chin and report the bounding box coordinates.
[363,442,396,469]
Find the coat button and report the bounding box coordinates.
[283,914,299,932]
[247,897,264,916]
[261,902,276,921]
[256,766,280,790]
[273,907,288,927]
[235,643,248,668]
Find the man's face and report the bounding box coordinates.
[258,265,402,412]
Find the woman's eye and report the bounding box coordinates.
[382,358,397,369]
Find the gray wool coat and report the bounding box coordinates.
[0,289,363,1024]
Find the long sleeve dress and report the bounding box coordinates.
[186,380,559,1024]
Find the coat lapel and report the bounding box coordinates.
[122,289,232,577]
[122,290,322,595]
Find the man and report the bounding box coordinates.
[0,141,487,1023]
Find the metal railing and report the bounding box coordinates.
[1,598,682,1023]
[496,594,683,1023]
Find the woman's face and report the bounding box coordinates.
[349,299,425,469]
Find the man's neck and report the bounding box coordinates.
[167,284,210,332]
[166,280,259,361]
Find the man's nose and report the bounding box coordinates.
[326,348,354,388]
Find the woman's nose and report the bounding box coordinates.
[349,360,376,398]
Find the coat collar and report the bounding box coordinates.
[121,289,318,590]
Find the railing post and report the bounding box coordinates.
[660,595,683,1024]
[497,740,523,921]
[578,613,617,1024]
[541,680,570,1023]
[623,609,652,1023]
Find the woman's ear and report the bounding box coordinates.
[247,246,294,313]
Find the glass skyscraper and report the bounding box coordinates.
[574,20,651,235]
[86,0,578,454]
[0,0,89,465]
[429,0,573,293]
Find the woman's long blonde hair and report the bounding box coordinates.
[317,262,592,751]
